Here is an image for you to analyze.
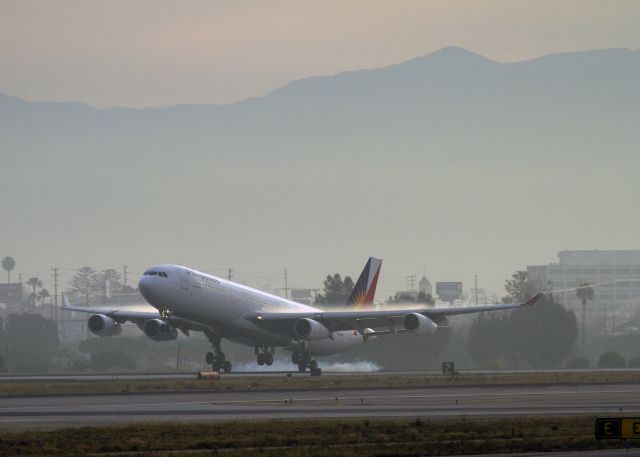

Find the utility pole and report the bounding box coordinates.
[52,268,59,321]
[406,275,416,291]
[227,269,233,281]
[284,269,288,299]
[123,265,128,290]
[474,274,478,305]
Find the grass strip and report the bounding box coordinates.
[0,371,639,397]
[0,415,630,456]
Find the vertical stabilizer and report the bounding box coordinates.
[346,257,382,309]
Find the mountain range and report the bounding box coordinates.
[2,47,639,292]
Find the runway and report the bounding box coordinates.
[1,382,638,428]
[2,367,638,382]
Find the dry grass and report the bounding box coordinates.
[0,415,627,456]
[0,370,639,397]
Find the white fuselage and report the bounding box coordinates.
[138,264,365,356]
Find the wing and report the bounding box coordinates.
[246,293,544,336]
[62,294,161,323]
[61,295,213,335]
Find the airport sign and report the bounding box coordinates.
[595,417,640,440]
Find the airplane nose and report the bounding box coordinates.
[138,276,154,303]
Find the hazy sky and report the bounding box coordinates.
[2,1,640,301]
[1,0,640,107]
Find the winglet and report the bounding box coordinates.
[62,293,70,308]
[525,293,544,306]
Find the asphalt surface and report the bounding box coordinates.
[0,382,638,428]
[2,367,638,382]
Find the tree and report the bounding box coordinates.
[416,291,435,306]
[628,356,640,368]
[25,277,43,308]
[5,314,59,372]
[467,314,513,368]
[387,292,434,306]
[507,295,578,368]
[37,288,50,305]
[1,256,15,283]
[67,267,125,305]
[565,356,589,369]
[468,273,578,369]
[315,273,355,306]
[96,269,123,297]
[67,266,98,305]
[502,271,541,303]
[576,282,594,354]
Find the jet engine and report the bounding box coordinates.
[403,313,438,335]
[143,319,178,341]
[88,314,122,337]
[294,318,330,340]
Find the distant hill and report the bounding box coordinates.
[2,47,639,287]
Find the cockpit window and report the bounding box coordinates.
[144,270,168,277]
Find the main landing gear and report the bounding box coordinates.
[292,352,321,375]
[205,333,232,373]
[255,344,275,366]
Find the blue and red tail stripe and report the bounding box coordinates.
[346,257,382,309]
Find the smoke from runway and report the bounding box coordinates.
[232,359,381,372]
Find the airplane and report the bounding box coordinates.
[63,257,543,374]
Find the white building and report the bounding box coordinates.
[527,250,640,332]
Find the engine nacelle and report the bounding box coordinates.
[143,319,178,341]
[294,318,330,340]
[88,314,122,337]
[403,313,438,335]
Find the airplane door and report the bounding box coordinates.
[180,270,190,290]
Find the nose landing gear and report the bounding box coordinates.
[205,332,232,373]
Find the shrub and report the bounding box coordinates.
[597,351,626,368]
[565,356,589,369]
[627,356,640,368]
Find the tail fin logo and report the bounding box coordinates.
[346,257,382,309]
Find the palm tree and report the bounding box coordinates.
[37,288,50,305]
[1,257,15,283]
[576,282,594,354]
[26,277,43,308]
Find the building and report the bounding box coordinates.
[436,281,463,304]
[0,283,23,313]
[291,288,313,306]
[527,250,640,332]
[418,275,432,296]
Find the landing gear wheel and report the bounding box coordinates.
[298,360,307,372]
[222,361,232,373]
[309,360,318,370]
[205,352,214,365]
[265,353,274,366]
[212,361,221,372]
[292,352,300,364]
[257,353,265,366]
[216,350,226,362]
